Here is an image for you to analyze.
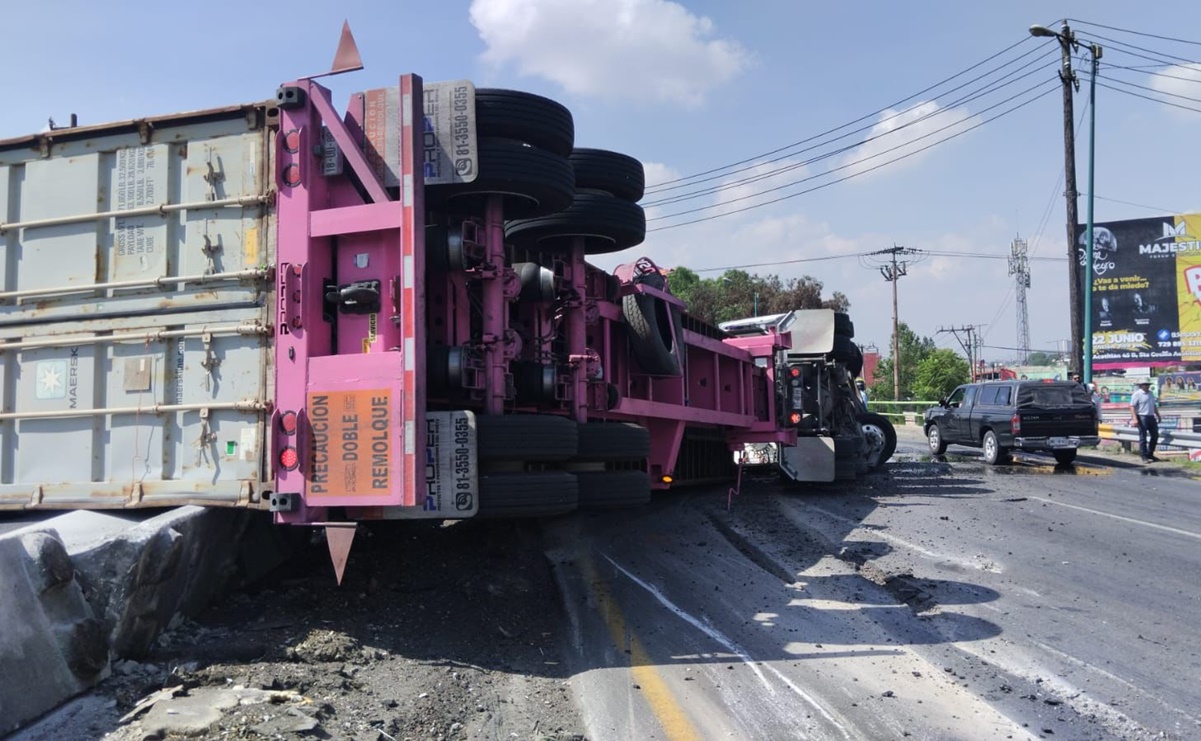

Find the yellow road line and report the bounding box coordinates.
[579,553,702,741]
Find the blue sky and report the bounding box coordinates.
[3,0,1200,362]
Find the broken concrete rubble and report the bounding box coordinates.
[0,506,286,734]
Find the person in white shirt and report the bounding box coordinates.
[1129,381,1161,463]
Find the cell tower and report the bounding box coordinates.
[1008,236,1031,364]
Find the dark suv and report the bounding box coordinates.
[924,380,1099,465]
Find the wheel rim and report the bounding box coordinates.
[929,428,940,453]
[862,424,886,465]
[985,435,996,460]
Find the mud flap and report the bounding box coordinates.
[778,436,836,482]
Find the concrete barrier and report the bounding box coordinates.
[0,506,283,733]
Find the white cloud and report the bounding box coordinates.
[836,101,980,179]
[469,0,753,106]
[1150,63,1201,117]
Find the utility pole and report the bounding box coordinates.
[938,325,981,380]
[862,246,923,401]
[1036,21,1084,378]
[1008,236,1031,364]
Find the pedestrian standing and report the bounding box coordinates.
[1130,381,1161,463]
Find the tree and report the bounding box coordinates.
[666,267,849,324]
[1026,351,1055,366]
[912,349,970,401]
[869,323,936,400]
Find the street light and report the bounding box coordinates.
[1028,22,1102,385]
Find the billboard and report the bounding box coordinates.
[1076,213,1201,369]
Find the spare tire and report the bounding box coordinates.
[505,193,646,254]
[428,138,574,218]
[475,89,574,157]
[569,149,645,201]
[623,293,684,376]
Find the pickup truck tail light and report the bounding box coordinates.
[1011,413,1021,435]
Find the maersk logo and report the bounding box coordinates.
[36,360,68,399]
[1140,221,1201,255]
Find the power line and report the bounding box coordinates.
[644,47,1057,204]
[1068,19,1201,48]
[923,249,1063,262]
[692,253,866,274]
[647,82,1058,231]
[1095,80,1201,113]
[1076,30,1199,66]
[1102,64,1201,86]
[1102,75,1201,105]
[644,35,1040,193]
[643,50,1058,208]
[1085,193,1185,214]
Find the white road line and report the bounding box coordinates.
[1028,497,1201,540]
[601,553,853,738]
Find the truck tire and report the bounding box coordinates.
[1053,449,1077,465]
[576,471,651,508]
[475,89,575,157]
[505,193,646,254]
[858,412,897,469]
[569,149,645,201]
[830,335,862,376]
[982,430,1007,465]
[576,422,651,461]
[834,312,854,338]
[927,424,948,455]
[476,414,578,462]
[428,138,575,218]
[623,293,684,376]
[477,472,578,518]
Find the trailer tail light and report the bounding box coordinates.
[282,164,302,188]
[789,412,802,425]
[1011,414,1021,434]
[279,410,298,435]
[661,475,674,484]
[279,446,300,471]
[283,129,301,153]
[789,367,801,378]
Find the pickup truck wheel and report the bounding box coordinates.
[505,193,646,254]
[1053,449,1077,465]
[477,414,578,462]
[569,148,645,201]
[428,138,575,218]
[576,471,651,508]
[858,412,897,468]
[475,89,575,157]
[982,430,1007,465]
[477,472,578,518]
[927,424,948,455]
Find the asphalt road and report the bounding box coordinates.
[548,429,1201,740]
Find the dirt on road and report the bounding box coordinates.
[17,519,587,741]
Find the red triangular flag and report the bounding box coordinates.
[325,523,357,585]
[330,20,364,74]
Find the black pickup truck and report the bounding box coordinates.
[924,380,1099,465]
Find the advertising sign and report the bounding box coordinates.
[1076,213,1201,369]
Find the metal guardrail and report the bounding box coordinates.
[1099,423,1201,452]
[865,400,937,421]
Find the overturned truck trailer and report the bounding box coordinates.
[0,56,894,578]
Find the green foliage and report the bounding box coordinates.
[1026,351,1056,366]
[666,267,849,324]
[913,349,970,402]
[869,323,938,400]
